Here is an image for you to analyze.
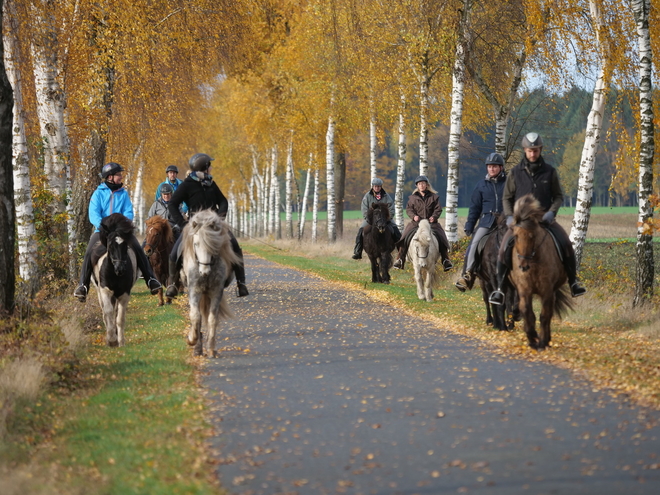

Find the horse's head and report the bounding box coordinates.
[413,219,433,245]
[107,231,130,276]
[187,210,227,276]
[100,213,134,276]
[512,195,544,272]
[144,217,173,256]
[368,203,390,233]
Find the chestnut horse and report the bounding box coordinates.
[510,195,573,350]
[144,216,175,306]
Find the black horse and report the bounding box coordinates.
[363,203,396,284]
[475,215,517,331]
[91,213,139,347]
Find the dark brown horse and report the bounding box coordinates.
[510,195,574,350]
[475,215,517,330]
[363,203,396,284]
[144,216,175,306]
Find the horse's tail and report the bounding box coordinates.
[217,295,233,320]
[553,285,574,319]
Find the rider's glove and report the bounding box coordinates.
[506,215,514,227]
[541,211,556,224]
[464,229,473,236]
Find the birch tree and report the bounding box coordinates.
[312,168,320,243]
[299,161,312,239]
[285,135,294,238]
[326,115,336,242]
[395,94,407,232]
[632,0,654,306]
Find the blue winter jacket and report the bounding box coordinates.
[89,182,134,232]
[156,178,188,213]
[464,171,507,233]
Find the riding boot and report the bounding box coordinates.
[488,261,509,305]
[564,254,587,297]
[233,262,249,297]
[73,234,100,302]
[393,245,407,270]
[352,228,364,260]
[166,258,181,298]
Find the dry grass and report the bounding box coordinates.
[0,358,45,437]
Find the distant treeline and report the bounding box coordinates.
[342,87,640,211]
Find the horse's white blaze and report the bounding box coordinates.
[115,237,124,245]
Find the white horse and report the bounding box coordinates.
[409,219,440,301]
[181,210,240,357]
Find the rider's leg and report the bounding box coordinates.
[74,232,101,302]
[352,227,364,260]
[166,235,183,298]
[129,235,161,294]
[432,226,453,271]
[547,223,586,297]
[393,224,416,269]
[229,232,249,297]
[456,228,487,291]
[388,221,402,244]
[489,230,514,305]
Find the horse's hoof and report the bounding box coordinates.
[383,280,390,285]
[212,350,219,358]
[193,349,203,357]
[165,299,172,305]
[107,339,119,347]
[187,336,198,346]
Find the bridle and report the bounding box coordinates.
[144,228,160,257]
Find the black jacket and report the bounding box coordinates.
[502,156,563,216]
[168,175,228,228]
[465,171,506,233]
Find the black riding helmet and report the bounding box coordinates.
[166,165,179,174]
[485,153,505,167]
[100,162,124,179]
[189,153,214,172]
[159,183,174,195]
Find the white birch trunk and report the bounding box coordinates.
[312,168,320,243]
[632,0,655,306]
[250,148,265,237]
[133,159,145,235]
[395,95,407,231]
[268,147,278,236]
[31,0,69,211]
[326,115,336,243]
[299,156,313,239]
[569,0,610,269]
[4,3,37,282]
[249,176,257,238]
[274,172,281,240]
[445,0,472,245]
[263,160,270,236]
[285,136,294,238]
[370,115,377,181]
[418,78,429,178]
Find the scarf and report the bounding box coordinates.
[190,171,214,187]
[105,180,123,192]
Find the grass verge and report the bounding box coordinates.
[0,289,222,495]
[242,237,660,409]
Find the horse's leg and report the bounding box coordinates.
[370,257,380,283]
[519,294,539,349]
[99,289,118,347]
[207,291,224,358]
[380,252,390,284]
[424,267,434,301]
[157,287,164,306]
[538,294,555,350]
[116,294,130,347]
[481,282,494,326]
[187,292,201,348]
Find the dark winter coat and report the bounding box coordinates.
[465,171,507,233]
[502,157,563,217]
[168,174,228,229]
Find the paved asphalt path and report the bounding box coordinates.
[203,255,660,495]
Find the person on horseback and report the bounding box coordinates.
[148,183,182,240]
[352,177,401,260]
[165,152,249,298]
[455,152,506,292]
[392,175,453,271]
[488,132,587,305]
[156,165,188,214]
[73,162,162,302]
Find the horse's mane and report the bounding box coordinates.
[413,219,435,246]
[146,216,174,245]
[100,213,134,245]
[513,195,544,230]
[182,210,239,267]
[366,202,390,224]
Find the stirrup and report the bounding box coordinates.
[73,284,88,302]
[393,259,403,270]
[165,284,178,298]
[454,278,468,293]
[570,282,587,297]
[237,282,249,297]
[489,289,505,306]
[442,259,453,272]
[352,253,362,260]
[147,278,162,295]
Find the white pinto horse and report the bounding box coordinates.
[409,219,440,301]
[181,210,240,357]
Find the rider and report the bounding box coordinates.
[352,177,401,260]
[455,152,506,292]
[165,152,249,298]
[488,132,587,305]
[147,183,182,240]
[73,162,162,302]
[393,175,453,271]
[156,165,188,214]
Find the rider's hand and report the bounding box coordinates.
[414,215,420,222]
[429,216,435,223]
[541,211,556,224]
[464,229,473,236]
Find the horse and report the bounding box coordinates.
[475,215,517,330]
[180,209,240,357]
[509,195,574,350]
[409,219,439,300]
[91,213,139,347]
[363,203,396,284]
[144,216,175,306]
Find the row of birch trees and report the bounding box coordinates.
[0,0,657,314]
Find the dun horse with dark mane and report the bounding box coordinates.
[363,203,396,284]
[509,195,573,349]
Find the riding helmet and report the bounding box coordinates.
[100,162,124,179]
[371,177,383,186]
[521,132,543,149]
[166,165,179,174]
[189,153,214,172]
[159,183,174,195]
[415,175,429,184]
[485,152,505,167]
